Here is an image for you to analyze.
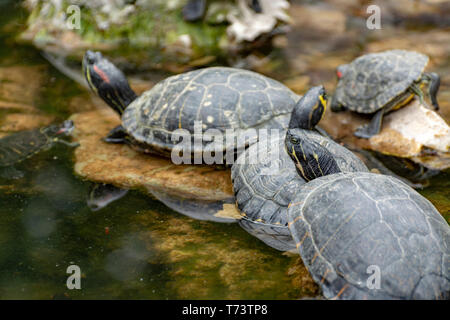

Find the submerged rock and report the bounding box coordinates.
[135,208,318,299]
[70,108,238,222]
[0,65,55,138]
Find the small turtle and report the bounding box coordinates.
[331,50,440,139]
[0,120,77,179]
[83,50,300,164]
[231,86,368,251]
[286,130,450,299]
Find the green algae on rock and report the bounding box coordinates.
[19,0,290,72]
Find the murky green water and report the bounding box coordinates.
[0,0,448,300]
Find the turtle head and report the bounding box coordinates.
[42,120,75,138]
[336,64,349,80]
[289,85,328,130]
[82,50,137,115]
[285,128,341,181]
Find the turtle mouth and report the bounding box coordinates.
[57,120,75,135]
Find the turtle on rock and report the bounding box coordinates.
[0,120,77,179]
[331,50,440,139]
[82,50,301,164]
[285,128,450,300]
[231,86,368,251]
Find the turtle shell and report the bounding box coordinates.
[231,129,368,251]
[334,50,429,114]
[121,67,299,156]
[0,128,49,167]
[288,172,450,299]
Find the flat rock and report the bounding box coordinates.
[320,99,450,170]
[369,100,450,169]
[70,108,237,222]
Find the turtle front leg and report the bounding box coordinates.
[354,109,384,139]
[55,139,80,147]
[423,72,440,110]
[103,125,128,144]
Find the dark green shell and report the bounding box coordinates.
[334,50,429,113]
[0,128,50,167]
[231,129,368,251]
[121,67,299,154]
[287,172,450,299]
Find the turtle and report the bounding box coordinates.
[231,86,368,251]
[82,50,301,164]
[0,120,77,179]
[285,129,450,299]
[330,50,441,139]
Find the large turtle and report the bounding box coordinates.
[285,129,450,299]
[0,120,77,179]
[330,50,440,139]
[82,51,300,164]
[231,86,368,251]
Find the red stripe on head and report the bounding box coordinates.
[336,71,343,79]
[93,65,110,84]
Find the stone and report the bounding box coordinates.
[135,208,318,299]
[69,108,239,222]
[319,99,450,171]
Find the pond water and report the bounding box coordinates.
[0,0,448,299]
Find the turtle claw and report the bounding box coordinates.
[104,125,127,144]
[354,109,383,139]
[354,125,375,139]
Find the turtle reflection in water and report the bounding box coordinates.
[87,183,129,212]
[0,120,77,179]
[285,129,450,300]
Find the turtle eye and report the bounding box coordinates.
[290,137,299,145]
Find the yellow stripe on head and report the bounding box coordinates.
[319,95,327,118]
[291,146,309,181]
[313,152,324,176]
[85,65,98,95]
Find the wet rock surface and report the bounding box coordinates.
[69,107,237,221]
